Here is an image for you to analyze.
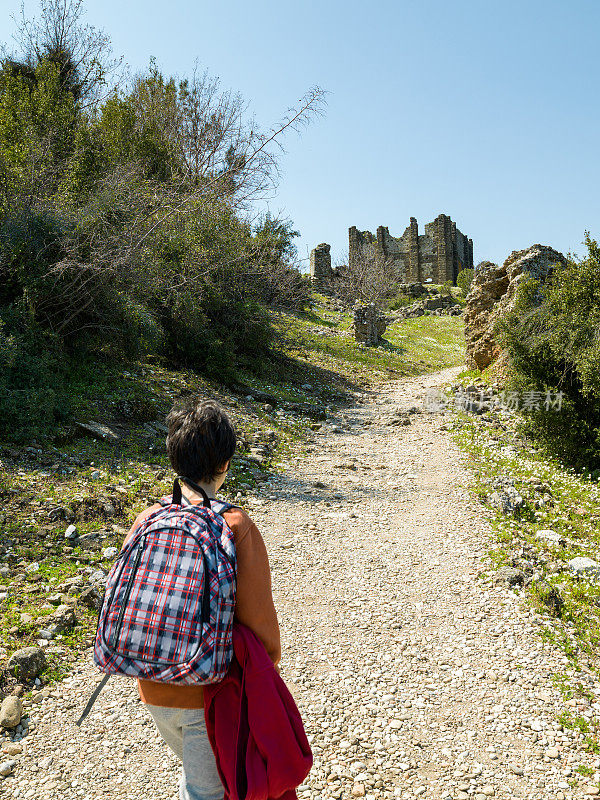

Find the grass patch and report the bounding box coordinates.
[450,390,600,748]
[273,298,465,386]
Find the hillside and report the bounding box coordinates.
[0,296,465,682]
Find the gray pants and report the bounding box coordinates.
[145,704,224,800]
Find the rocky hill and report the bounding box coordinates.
[464,245,567,371]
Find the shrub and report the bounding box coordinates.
[456,268,474,296]
[0,3,324,442]
[495,234,600,469]
[0,312,68,441]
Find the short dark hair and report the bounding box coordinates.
[166,399,236,483]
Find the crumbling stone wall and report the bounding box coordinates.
[348,214,473,285]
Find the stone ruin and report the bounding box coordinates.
[464,244,567,371]
[398,282,429,298]
[353,304,388,346]
[395,292,462,320]
[309,243,332,288]
[310,214,474,287]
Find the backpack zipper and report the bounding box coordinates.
[110,538,145,650]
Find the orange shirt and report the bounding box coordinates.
[123,505,281,709]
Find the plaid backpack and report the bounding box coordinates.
[78,477,237,725]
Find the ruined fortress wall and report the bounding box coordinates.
[349,214,473,285]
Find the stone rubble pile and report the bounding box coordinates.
[395,294,462,320]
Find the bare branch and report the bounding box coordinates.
[10,0,124,106]
[129,86,326,252]
[330,245,399,306]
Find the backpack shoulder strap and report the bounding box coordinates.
[76,673,110,727]
[173,476,212,507]
[210,500,238,518]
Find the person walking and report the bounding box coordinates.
[123,400,281,800]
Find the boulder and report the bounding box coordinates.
[6,646,47,682]
[463,261,510,369]
[74,421,121,442]
[498,244,566,319]
[0,696,22,729]
[568,557,600,579]
[464,246,566,371]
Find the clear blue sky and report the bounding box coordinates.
[4,0,599,269]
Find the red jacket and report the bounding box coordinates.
[204,623,312,800]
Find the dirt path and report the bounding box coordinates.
[4,367,597,800]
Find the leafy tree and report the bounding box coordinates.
[0,0,325,440]
[9,0,122,106]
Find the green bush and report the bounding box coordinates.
[387,295,414,310]
[456,268,474,297]
[495,234,600,469]
[0,313,68,441]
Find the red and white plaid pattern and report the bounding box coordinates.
[93,499,236,684]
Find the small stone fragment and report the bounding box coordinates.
[75,421,121,442]
[79,585,103,611]
[494,566,526,586]
[64,524,78,540]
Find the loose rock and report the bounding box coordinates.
[6,647,47,682]
[0,696,22,729]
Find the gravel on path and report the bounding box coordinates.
[3,366,598,800]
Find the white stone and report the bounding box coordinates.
[64,524,78,539]
[568,557,600,577]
